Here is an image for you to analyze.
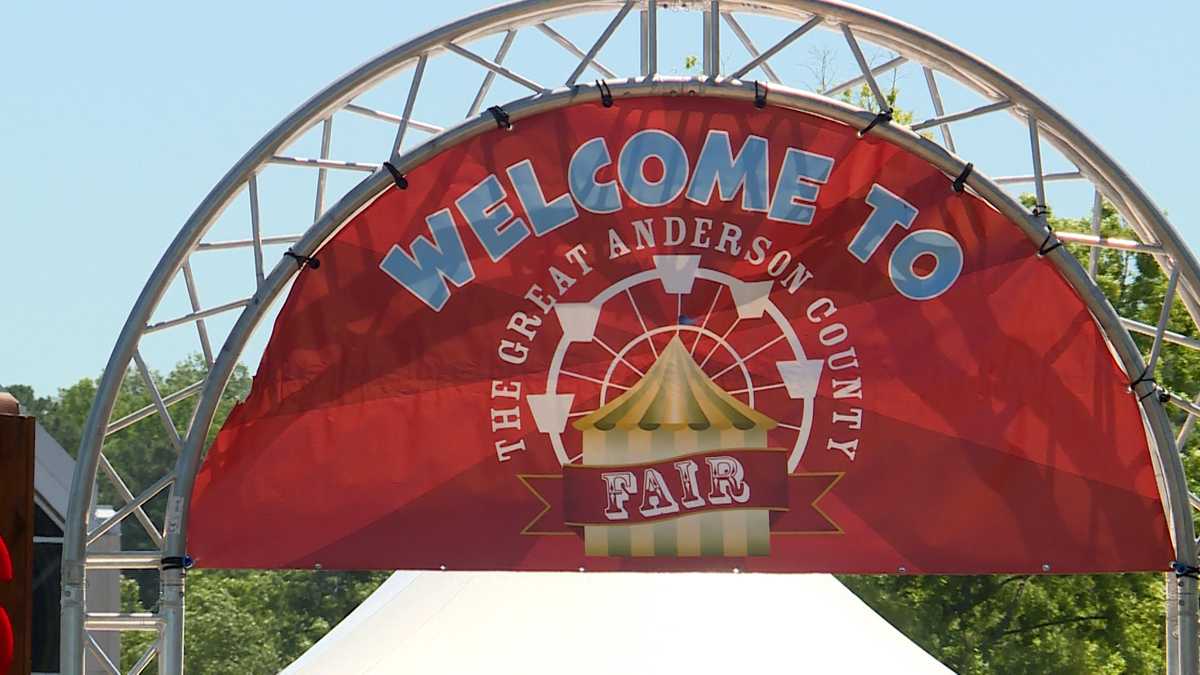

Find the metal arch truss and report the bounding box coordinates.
[59,1,1200,673]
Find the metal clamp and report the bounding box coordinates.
[160,555,194,572]
[383,161,409,190]
[1037,231,1063,257]
[488,105,512,130]
[952,162,974,193]
[754,81,767,109]
[1174,561,1200,580]
[858,109,893,138]
[1129,366,1160,402]
[284,250,321,270]
[597,80,613,108]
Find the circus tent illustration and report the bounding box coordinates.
[572,336,781,557]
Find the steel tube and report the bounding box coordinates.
[909,99,1011,132]
[85,553,162,570]
[343,103,443,133]
[822,54,907,97]
[1055,231,1162,254]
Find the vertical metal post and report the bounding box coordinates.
[646,0,657,76]
[61,564,85,674]
[1169,572,1181,675]
[160,568,185,674]
[639,9,648,77]
[703,1,719,78]
[1180,574,1198,675]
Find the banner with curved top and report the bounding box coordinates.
[188,96,1172,573]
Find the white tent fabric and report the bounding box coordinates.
[282,572,953,674]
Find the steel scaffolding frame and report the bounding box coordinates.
[59,1,1200,672]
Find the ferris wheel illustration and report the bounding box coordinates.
[527,254,825,473]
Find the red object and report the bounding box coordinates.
[190,97,1172,573]
[0,414,34,675]
[0,534,10,673]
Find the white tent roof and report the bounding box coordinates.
[283,572,952,674]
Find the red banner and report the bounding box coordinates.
[189,96,1173,573]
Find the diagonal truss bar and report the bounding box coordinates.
[1178,396,1200,450]
[730,15,821,81]
[128,639,160,675]
[343,103,444,133]
[106,380,204,436]
[269,155,379,172]
[446,42,546,94]
[910,99,1012,131]
[840,24,892,111]
[1056,231,1162,254]
[567,1,636,86]
[85,634,120,675]
[1169,393,1200,421]
[180,261,214,367]
[132,350,184,452]
[922,66,955,152]
[314,117,333,222]
[96,455,165,549]
[721,12,780,83]
[823,54,907,97]
[144,297,252,334]
[537,23,616,79]
[1089,190,1103,278]
[993,170,1083,186]
[392,54,427,157]
[468,30,518,117]
[87,471,174,546]
[249,174,265,287]
[1146,266,1181,375]
[195,234,301,253]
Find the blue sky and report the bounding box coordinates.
[2,1,1197,396]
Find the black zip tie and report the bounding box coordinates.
[383,161,408,190]
[161,555,194,571]
[597,80,613,108]
[284,250,321,270]
[858,109,893,137]
[754,81,767,109]
[952,163,974,193]
[488,105,512,130]
[1037,231,1062,257]
[1031,204,1049,218]
[1173,561,1200,580]
[1129,365,1157,398]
